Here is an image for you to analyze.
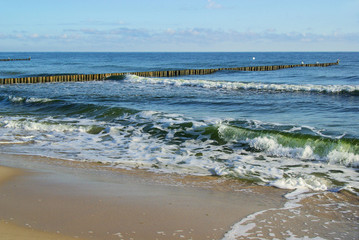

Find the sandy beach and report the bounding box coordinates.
[1,155,358,240]
[0,153,288,240]
[0,165,22,184]
[0,164,81,240]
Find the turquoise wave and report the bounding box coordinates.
[213,124,359,167]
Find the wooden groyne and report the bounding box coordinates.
[0,61,339,85]
[0,57,31,61]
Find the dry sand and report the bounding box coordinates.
[0,153,287,240]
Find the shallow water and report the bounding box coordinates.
[224,190,359,240]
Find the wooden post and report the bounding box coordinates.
[0,61,341,84]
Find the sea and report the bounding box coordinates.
[1,52,358,239]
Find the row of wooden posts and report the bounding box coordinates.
[0,57,31,61]
[0,61,339,85]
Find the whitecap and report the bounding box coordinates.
[124,75,359,94]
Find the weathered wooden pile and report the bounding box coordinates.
[0,61,339,84]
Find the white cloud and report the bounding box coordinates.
[206,0,222,9]
[166,28,176,35]
[9,28,359,44]
[1,27,358,51]
[30,33,39,39]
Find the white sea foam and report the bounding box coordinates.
[8,96,24,102]
[272,176,329,191]
[223,189,326,240]
[217,124,359,168]
[2,118,92,133]
[224,187,358,239]
[249,136,316,159]
[124,75,359,94]
[0,113,358,194]
[8,95,54,103]
[0,140,29,145]
[25,97,54,103]
[222,207,277,240]
[328,149,359,167]
[285,234,327,240]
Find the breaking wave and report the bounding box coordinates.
[0,109,358,193]
[6,95,56,103]
[124,75,359,95]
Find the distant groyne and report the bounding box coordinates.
[0,61,339,84]
[0,57,31,61]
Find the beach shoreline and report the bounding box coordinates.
[1,153,358,239]
[0,153,288,240]
[1,52,358,239]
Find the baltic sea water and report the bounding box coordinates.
[0,52,358,192]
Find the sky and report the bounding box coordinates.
[0,0,358,52]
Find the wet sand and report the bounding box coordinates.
[0,153,287,240]
[223,190,359,240]
[0,165,22,184]
[0,165,81,240]
[0,220,81,240]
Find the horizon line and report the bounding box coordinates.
[0,51,358,53]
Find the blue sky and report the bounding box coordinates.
[1,0,358,52]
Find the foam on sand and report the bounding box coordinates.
[223,190,359,240]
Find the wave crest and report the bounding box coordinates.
[8,95,55,103]
[217,124,359,167]
[124,75,359,95]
